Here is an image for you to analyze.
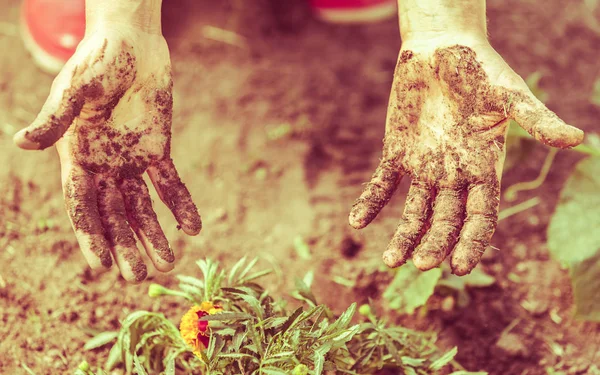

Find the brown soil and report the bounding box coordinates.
[1,0,599,374]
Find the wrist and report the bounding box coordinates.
[398,0,487,42]
[86,0,162,34]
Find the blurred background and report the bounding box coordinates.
[0,0,599,374]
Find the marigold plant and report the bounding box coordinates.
[78,258,487,375]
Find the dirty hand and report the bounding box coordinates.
[349,18,583,275]
[13,1,201,283]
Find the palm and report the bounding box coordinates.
[57,34,172,175]
[350,42,583,275]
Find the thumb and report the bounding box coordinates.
[13,66,89,150]
[509,92,584,149]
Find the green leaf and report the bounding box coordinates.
[548,157,600,264]
[333,303,356,330]
[313,352,325,375]
[382,335,402,366]
[133,355,148,375]
[330,325,360,343]
[261,367,290,375]
[303,270,314,288]
[429,346,458,370]
[239,258,259,281]
[177,275,205,289]
[279,307,303,334]
[178,283,202,296]
[288,305,325,332]
[199,350,210,365]
[383,262,442,314]
[570,252,600,321]
[439,267,495,292]
[231,330,246,352]
[292,277,317,306]
[199,312,253,322]
[228,256,248,285]
[218,353,255,360]
[221,287,248,295]
[84,331,119,350]
[237,294,264,319]
[164,359,175,375]
[260,316,288,330]
[314,342,333,358]
[105,340,122,370]
[462,267,496,287]
[293,236,312,260]
[401,356,425,367]
[121,311,153,329]
[240,269,272,284]
[21,364,36,375]
[437,277,466,291]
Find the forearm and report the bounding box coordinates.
[398,0,487,41]
[86,0,162,34]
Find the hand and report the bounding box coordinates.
[349,36,583,275]
[14,28,201,282]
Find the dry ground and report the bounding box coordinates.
[1,0,599,374]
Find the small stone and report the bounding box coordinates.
[441,296,455,312]
[495,332,530,357]
[521,298,549,316]
[95,308,105,318]
[527,215,540,226]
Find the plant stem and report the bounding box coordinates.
[572,143,600,157]
[498,197,540,221]
[504,148,557,202]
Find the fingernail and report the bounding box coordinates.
[348,207,368,229]
[383,250,406,268]
[412,254,440,271]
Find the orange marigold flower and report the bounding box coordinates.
[179,302,222,357]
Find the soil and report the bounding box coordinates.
[1,0,599,374]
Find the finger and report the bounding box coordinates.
[383,180,433,268]
[120,177,174,272]
[62,167,113,270]
[349,159,403,229]
[13,66,101,150]
[147,158,202,236]
[96,176,147,283]
[412,188,466,271]
[509,92,584,149]
[451,184,499,276]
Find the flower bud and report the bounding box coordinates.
[148,283,169,298]
[358,304,372,317]
[77,361,90,371]
[292,364,309,375]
